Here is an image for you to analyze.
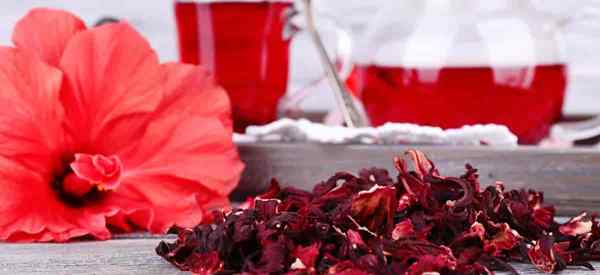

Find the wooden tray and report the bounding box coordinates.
[235,144,600,216]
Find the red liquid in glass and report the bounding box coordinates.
[355,64,567,144]
[175,1,292,132]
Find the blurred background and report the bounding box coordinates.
[2,0,600,146]
[2,0,598,116]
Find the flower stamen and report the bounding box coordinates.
[61,153,123,198]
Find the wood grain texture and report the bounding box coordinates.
[507,263,600,275]
[235,144,600,216]
[0,237,184,275]
[0,236,598,275]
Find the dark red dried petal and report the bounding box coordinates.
[259,178,283,199]
[404,149,439,179]
[469,222,486,239]
[440,177,475,208]
[286,270,312,275]
[356,254,385,274]
[231,210,258,243]
[396,194,416,212]
[503,189,556,238]
[454,262,494,275]
[532,206,556,232]
[385,240,454,263]
[156,228,223,273]
[248,237,294,274]
[528,236,565,273]
[240,179,283,210]
[560,212,594,237]
[359,167,393,186]
[528,190,556,231]
[481,186,502,214]
[406,254,457,275]
[461,164,482,193]
[395,156,430,196]
[350,185,397,236]
[255,198,281,221]
[553,241,575,264]
[312,171,367,199]
[156,150,600,275]
[280,187,313,212]
[188,251,223,275]
[293,242,321,272]
[326,261,370,275]
[405,210,433,240]
[346,229,367,248]
[392,220,415,240]
[484,223,522,256]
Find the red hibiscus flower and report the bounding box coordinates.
[0,8,244,242]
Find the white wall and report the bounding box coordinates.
[0,0,180,61]
[1,0,599,115]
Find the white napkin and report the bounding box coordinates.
[236,119,518,146]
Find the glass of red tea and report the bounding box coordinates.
[353,0,571,144]
[174,0,352,132]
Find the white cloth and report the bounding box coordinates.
[236,119,518,146]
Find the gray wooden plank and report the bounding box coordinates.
[0,237,598,274]
[509,263,600,275]
[0,238,184,275]
[112,233,175,240]
[235,144,600,216]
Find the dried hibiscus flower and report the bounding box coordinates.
[157,150,600,274]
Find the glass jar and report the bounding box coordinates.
[354,0,569,144]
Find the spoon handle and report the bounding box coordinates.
[302,0,369,128]
[552,116,600,143]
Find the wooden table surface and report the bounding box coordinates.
[0,235,184,275]
[0,233,598,275]
[2,144,600,274]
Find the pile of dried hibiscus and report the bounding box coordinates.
[157,150,600,274]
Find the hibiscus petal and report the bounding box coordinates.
[406,254,458,275]
[160,63,233,130]
[12,8,86,66]
[326,261,370,275]
[95,117,239,233]
[114,116,241,232]
[292,242,321,271]
[528,235,564,273]
[120,62,243,195]
[106,209,154,233]
[114,174,227,233]
[350,185,397,236]
[484,223,522,256]
[0,47,114,242]
[124,116,243,193]
[0,47,65,174]
[59,22,163,153]
[70,154,105,182]
[0,157,111,242]
[392,220,415,240]
[187,251,223,274]
[559,212,593,237]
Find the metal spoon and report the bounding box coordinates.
[551,117,600,143]
[301,0,369,128]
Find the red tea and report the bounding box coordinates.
[175,1,292,132]
[354,64,567,144]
